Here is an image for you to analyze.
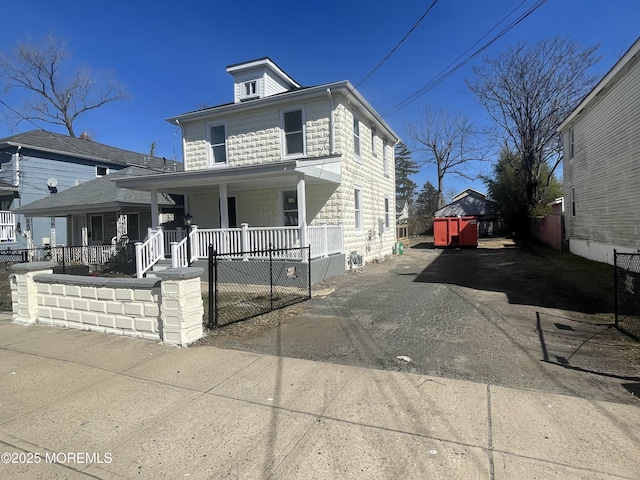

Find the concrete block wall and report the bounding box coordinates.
[10,262,204,346]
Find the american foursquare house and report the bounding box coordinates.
[117,58,400,281]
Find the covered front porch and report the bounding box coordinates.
[115,157,346,278]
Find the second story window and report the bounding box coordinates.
[569,128,574,160]
[96,166,109,177]
[383,138,389,176]
[353,116,361,160]
[209,124,227,164]
[371,126,377,156]
[282,109,305,157]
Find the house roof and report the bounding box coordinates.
[13,166,177,217]
[167,80,400,144]
[396,199,407,214]
[452,188,487,202]
[434,192,496,217]
[0,179,15,193]
[558,36,640,131]
[115,156,342,195]
[0,130,183,172]
[226,57,301,89]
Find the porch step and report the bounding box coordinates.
[145,259,172,279]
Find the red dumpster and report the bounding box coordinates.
[433,217,478,247]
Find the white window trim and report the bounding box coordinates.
[96,166,109,177]
[354,186,363,234]
[353,115,361,163]
[240,79,260,101]
[371,125,377,157]
[569,128,574,160]
[207,121,228,167]
[383,138,389,176]
[384,196,390,232]
[280,107,306,159]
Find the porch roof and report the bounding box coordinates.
[13,166,178,217]
[114,156,342,194]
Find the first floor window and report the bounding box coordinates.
[571,186,576,217]
[90,215,103,242]
[283,110,304,156]
[384,198,390,230]
[354,188,362,231]
[126,213,140,241]
[283,191,298,226]
[210,124,227,164]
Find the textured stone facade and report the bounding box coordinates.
[10,262,204,346]
[180,88,397,266]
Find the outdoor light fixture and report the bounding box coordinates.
[184,213,193,227]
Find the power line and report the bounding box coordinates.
[0,98,46,131]
[384,0,549,117]
[355,0,440,88]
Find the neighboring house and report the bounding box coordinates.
[558,37,640,264]
[117,57,400,280]
[13,166,184,251]
[396,199,409,223]
[0,130,180,250]
[433,188,500,236]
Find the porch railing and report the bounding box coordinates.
[0,211,16,243]
[163,228,187,253]
[170,223,343,268]
[135,228,164,278]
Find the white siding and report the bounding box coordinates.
[563,55,640,251]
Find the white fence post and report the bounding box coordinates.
[241,223,249,261]
[135,242,143,278]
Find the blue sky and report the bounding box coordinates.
[0,0,638,199]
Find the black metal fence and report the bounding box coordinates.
[206,245,311,328]
[614,250,640,340]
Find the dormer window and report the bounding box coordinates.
[96,166,109,177]
[241,80,259,100]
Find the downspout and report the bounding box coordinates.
[327,88,335,155]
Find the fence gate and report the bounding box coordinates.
[207,245,311,328]
[614,250,640,340]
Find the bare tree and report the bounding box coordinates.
[0,35,126,137]
[467,36,600,210]
[407,106,485,209]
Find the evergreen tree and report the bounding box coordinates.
[395,142,418,204]
[413,181,439,234]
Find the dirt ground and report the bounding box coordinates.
[197,237,640,404]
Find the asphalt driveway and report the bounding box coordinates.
[201,238,640,405]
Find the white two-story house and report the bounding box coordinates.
[118,58,400,281]
[558,37,640,264]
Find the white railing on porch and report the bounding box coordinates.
[170,223,343,268]
[163,228,187,254]
[0,211,16,243]
[307,225,343,259]
[135,228,164,278]
[51,245,117,265]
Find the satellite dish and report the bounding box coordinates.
[47,178,58,188]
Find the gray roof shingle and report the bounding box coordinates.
[13,166,177,216]
[0,130,182,172]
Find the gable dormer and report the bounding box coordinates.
[226,58,301,103]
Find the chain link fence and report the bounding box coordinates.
[206,245,311,328]
[614,250,640,340]
[0,244,136,312]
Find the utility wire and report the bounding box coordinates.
[355,0,440,88]
[384,0,548,117]
[0,98,46,131]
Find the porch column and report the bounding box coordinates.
[81,215,88,264]
[296,174,308,253]
[150,190,159,228]
[116,212,127,243]
[219,183,229,228]
[50,217,56,247]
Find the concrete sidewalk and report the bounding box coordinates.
[0,312,638,480]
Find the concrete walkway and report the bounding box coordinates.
[0,312,638,479]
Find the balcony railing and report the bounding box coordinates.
[0,211,16,243]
